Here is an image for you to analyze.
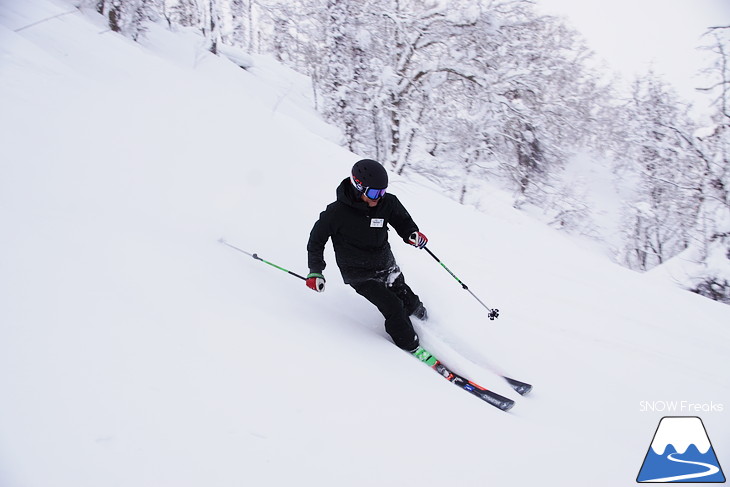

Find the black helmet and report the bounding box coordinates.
[351,159,388,199]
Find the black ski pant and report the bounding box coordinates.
[350,272,421,351]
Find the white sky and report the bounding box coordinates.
[534,0,730,109]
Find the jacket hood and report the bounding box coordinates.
[336,177,370,211]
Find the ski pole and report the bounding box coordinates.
[423,246,500,320]
[219,238,307,281]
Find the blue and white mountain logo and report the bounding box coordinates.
[637,416,725,483]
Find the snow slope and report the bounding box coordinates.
[1,1,729,486]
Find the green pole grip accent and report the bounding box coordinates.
[256,256,306,280]
[439,261,466,288]
[258,256,289,273]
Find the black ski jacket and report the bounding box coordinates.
[307,178,419,284]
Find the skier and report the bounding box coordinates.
[306,159,429,352]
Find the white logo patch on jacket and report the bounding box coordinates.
[370,218,385,228]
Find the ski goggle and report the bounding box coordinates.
[364,187,387,200]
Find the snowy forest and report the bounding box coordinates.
[84,0,730,304]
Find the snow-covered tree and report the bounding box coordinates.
[72,0,730,305]
[302,0,605,200]
[393,1,606,209]
[164,0,201,28]
[221,0,252,50]
[94,0,158,40]
[614,73,704,271]
[684,26,730,302]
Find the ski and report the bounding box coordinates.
[503,376,532,396]
[412,347,515,412]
